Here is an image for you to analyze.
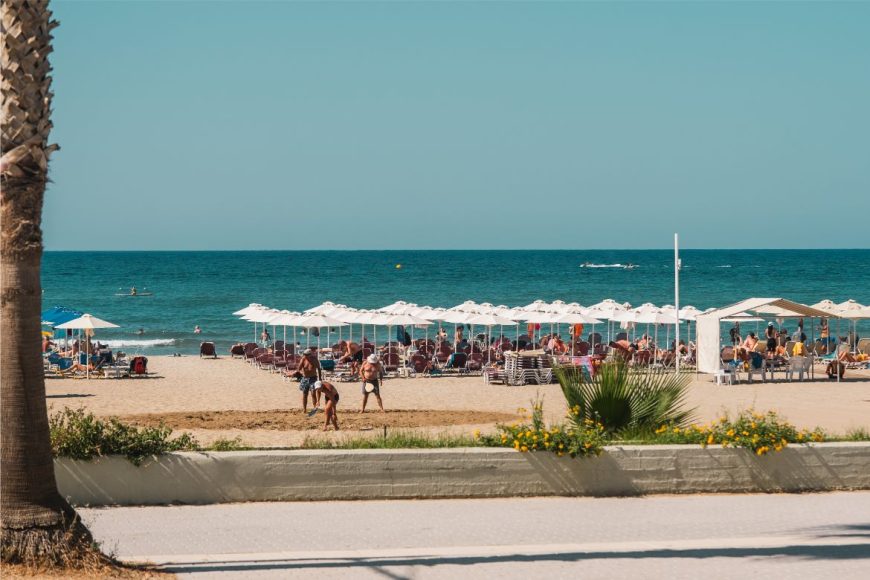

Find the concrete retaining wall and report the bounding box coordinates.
[55,443,870,506]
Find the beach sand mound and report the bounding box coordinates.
[118,409,520,431]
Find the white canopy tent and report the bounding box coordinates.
[696,298,836,374]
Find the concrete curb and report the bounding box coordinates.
[55,443,870,506]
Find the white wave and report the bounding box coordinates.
[716,265,732,268]
[580,263,627,268]
[101,338,175,348]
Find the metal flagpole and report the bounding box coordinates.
[675,233,681,374]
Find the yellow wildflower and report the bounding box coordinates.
[707,434,715,445]
[726,429,735,437]
[520,445,528,452]
[473,430,480,439]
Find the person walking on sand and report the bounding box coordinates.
[298,348,322,414]
[360,353,385,413]
[314,381,340,431]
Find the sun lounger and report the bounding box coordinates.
[200,342,217,358]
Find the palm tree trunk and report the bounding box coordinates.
[1,0,105,567]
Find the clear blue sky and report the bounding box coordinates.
[45,1,870,250]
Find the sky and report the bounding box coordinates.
[44,0,870,251]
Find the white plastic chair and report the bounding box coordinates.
[786,356,811,381]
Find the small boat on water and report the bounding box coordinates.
[115,287,153,297]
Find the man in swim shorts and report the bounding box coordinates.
[298,348,322,414]
[314,381,340,431]
[360,353,384,413]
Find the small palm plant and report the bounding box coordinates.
[555,360,695,435]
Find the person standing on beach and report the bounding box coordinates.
[314,381,340,431]
[765,322,777,356]
[298,348,322,414]
[360,353,385,413]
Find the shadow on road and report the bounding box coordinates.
[159,543,870,575]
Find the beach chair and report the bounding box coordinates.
[129,356,148,377]
[273,340,284,352]
[786,356,811,381]
[745,351,765,383]
[229,343,245,358]
[445,352,468,371]
[199,342,217,358]
[483,366,505,384]
[255,352,274,370]
[573,341,590,356]
[409,354,431,376]
[467,352,484,373]
[382,351,401,374]
[631,350,652,367]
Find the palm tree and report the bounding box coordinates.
[0,0,104,567]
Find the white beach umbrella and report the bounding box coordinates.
[811,299,840,314]
[232,303,263,317]
[441,309,473,324]
[450,300,481,313]
[305,301,339,315]
[294,313,347,353]
[836,300,868,351]
[464,313,519,363]
[836,299,867,317]
[677,305,701,321]
[550,312,603,325]
[465,313,518,326]
[377,300,410,314]
[520,311,560,324]
[55,313,119,331]
[521,299,549,312]
[549,312,603,355]
[56,314,120,378]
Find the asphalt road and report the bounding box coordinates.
[80,492,870,579]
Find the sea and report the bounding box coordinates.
[42,250,870,355]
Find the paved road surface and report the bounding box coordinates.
[80,492,870,579]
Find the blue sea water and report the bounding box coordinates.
[41,250,870,355]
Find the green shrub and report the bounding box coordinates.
[50,408,199,465]
[488,398,605,458]
[208,437,249,451]
[651,410,825,455]
[843,427,870,441]
[556,360,695,435]
[301,430,480,450]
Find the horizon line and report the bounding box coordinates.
[42,247,870,253]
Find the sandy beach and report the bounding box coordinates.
[44,355,870,447]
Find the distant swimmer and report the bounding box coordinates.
[130,286,137,296]
[194,325,202,334]
[136,327,145,335]
[624,263,636,270]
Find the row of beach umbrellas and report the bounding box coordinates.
[235,298,869,353]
